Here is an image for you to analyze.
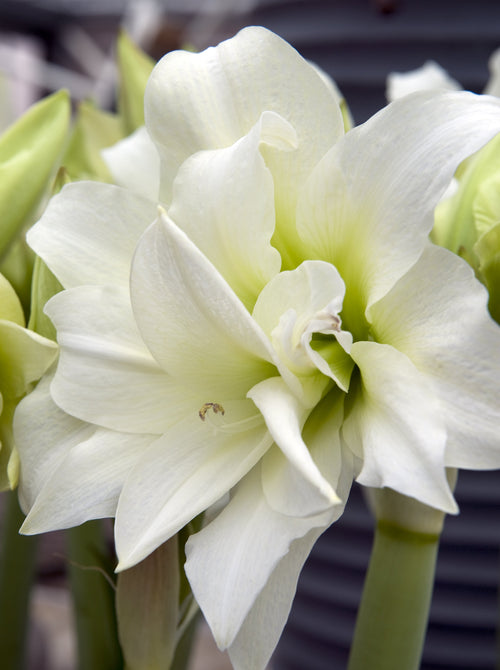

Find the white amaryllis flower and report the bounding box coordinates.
[386,47,500,102]
[15,27,500,669]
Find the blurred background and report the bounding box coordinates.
[1,1,500,669]
[2,0,500,124]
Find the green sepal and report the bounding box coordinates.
[0,272,24,325]
[0,237,35,320]
[0,90,70,260]
[475,222,500,324]
[63,100,123,182]
[432,133,500,259]
[28,255,63,341]
[0,312,57,489]
[117,31,154,134]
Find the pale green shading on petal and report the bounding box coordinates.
[168,111,287,310]
[297,91,500,337]
[27,181,157,291]
[0,89,70,259]
[130,213,276,394]
[63,100,123,182]
[116,31,155,135]
[343,340,457,513]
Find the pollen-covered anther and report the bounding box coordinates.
[198,402,225,421]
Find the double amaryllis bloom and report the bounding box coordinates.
[14,27,500,669]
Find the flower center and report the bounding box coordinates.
[197,400,263,435]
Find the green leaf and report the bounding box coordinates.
[117,31,155,134]
[0,90,70,260]
[63,101,123,182]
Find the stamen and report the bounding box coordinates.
[198,402,225,421]
[198,402,263,434]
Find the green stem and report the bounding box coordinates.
[0,491,38,670]
[347,520,440,670]
[171,611,200,670]
[67,521,123,670]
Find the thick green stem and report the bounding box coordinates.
[67,520,122,670]
[347,520,440,670]
[0,491,38,670]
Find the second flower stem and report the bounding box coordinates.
[347,520,440,670]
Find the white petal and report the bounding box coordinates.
[27,181,157,290]
[46,285,180,434]
[168,112,286,309]
[343,341,457,513]
[252,260,353,392]
[102,126,161,202]
[115,411,272,570]
[185,467,335,657]
[252,261,345,339]
[21,427,153,534]
[227,525,325,670]
[249,377,339,516]
[145,26,343,206]
[370,244,500,469]
[14,372,96,513]
[386,61,461,102]
[297,91,500,330]
[130,213,276,397]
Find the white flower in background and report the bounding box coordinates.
[14,27,500,670]
[386,60,461,101]
[387,47,500,102]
